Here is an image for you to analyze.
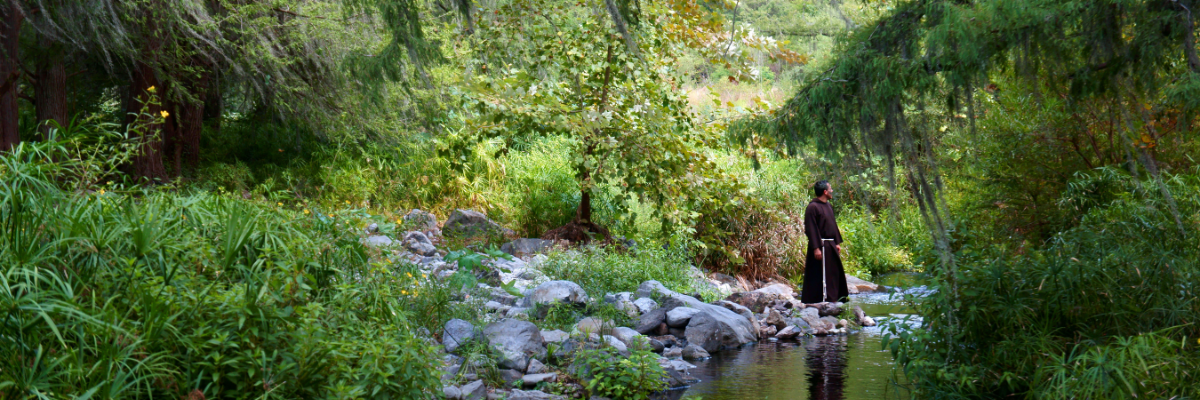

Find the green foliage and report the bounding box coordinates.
[572,348,668,400]
[538,246,721,301]
[0,138,442,399]
[885,170,1200,399]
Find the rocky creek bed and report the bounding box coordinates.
[365,208,912,400]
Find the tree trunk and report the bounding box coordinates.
[179,99,203,173]
[35,35,67,141]
[0,0,22,151]
[128,61,168,182]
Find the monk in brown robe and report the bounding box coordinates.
[801,180,850,304]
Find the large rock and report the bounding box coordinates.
[483,319,546,372]
[574,317,612,335]
[724,285,795,313]
[403,231,438,256]
[461,380,486,400]
[501,238,556,256]
[509,389,564,400]
[403,209,439,232]
[761,308,787,330]
[681,344,711,360]
[635,307,667,335]
[666,307,700,328]
[541,329,570,344]
[853,305,877,327]
[636,281,756,352]
[443,209,515,239]
[632,298,658,315]
[443,319,476,353]
[525,281,589,307]
[610,327,644,348]
[714,300,761,339]
[846,274,885,294]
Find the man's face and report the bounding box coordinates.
[826,185,834,199]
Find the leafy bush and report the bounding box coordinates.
[887,171,1200,399]
[538,246,720,300]
[572,348,668,400]
[0,139,443,399]
[692,200,805,282]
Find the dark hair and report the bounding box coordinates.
[813,180,830,197]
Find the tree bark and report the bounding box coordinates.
[0,0,22,151]
[35,34,67,141]
[128,60,168,182]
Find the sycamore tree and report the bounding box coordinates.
[451,0,803,243]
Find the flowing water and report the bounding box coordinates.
[672,274,930,400]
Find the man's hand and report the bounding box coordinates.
[836,244,842,253]
[814,248,822,260]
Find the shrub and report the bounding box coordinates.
[572,348,668,400]
[0,139,443,399]
[692,200,805,282]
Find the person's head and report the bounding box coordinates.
[813,180,832,199]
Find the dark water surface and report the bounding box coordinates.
[675,275,928,400]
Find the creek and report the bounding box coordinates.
[673,273,929,400]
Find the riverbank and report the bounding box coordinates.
[371,208,897,400]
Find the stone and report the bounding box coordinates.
[526,281,589,307]
[853,305,877,327]
[610,327,644,348]
[443,319,476,353]
[401,231,438,257]
[501,238,557,256]
[650,335,677,348]
[444,209,515,239]
[574,317,612,335]
[662,346,683,358]
[637,280,757,352]
[845,274,885,294]
[521,373,558,386]
[500,369,524,387]
[366,223,380,234]
[509,389,565,400]
[724,284,795,313]
[755,283,797,298]
[635,308,668,334]
[666,307,700,328]
[714,300,761,339]
[648,338,665,353]
[681,344,711,360]
[818,302,844,317]
[361,235,394,247]
[838,319,849,328]
[541,329,569,344]
[483,319,546,372]
[491,292,518,306]
[775,325,801,339]
[603,292,639,316]
[759,325,777,337]
[602,335,628,353]
[526,359,546,374]
[505,307,529,318]
[403,209,439,232]
[444,386,463,400]
[632,297,659,315]
[461,380,486,400]
[485,301,509,313]
[761,308,787,330]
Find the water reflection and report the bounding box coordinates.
[806,336,847,400]
[676,277,926,400]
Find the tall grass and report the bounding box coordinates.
[1,138,442,398]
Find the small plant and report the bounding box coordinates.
[573,348,668,400]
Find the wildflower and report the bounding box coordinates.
[422,273,427,279]
[406,272,412,278]
[304,209,310,215]
[278,148,283,152]
[345,200,350,204]
[401,290,408,295]
[147,86,156,92]
[160,110,170,118]
[277,202,283,207]
[98,189,106,195]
